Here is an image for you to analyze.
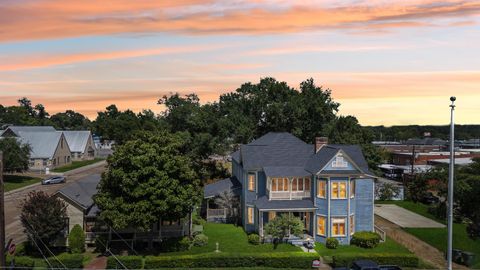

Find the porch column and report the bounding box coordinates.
[259,211,264,237]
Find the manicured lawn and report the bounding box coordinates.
[52,158,104,172]
[378,200,480,268]
[4,175,42,192]
[162,223,302,256]
[315,237,412,257]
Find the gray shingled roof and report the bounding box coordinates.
[240,132,314,170]
[233,132,373,176]
[56,174,101,210]
[3,126,56,136]
[254,196,316,210]
[63,131,92,153]
[204,177,241,198]
[17,131,64,159]
[263,166,311,177]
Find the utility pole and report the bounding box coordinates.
[447,97,456,270]
[0,151,6,269]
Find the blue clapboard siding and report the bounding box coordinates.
[258,171,266,196]
[355,178,374,232]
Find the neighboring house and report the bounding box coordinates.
[54,174,190,247]
[1,126,72,171]
[203,132,376,245]
[63,131,96,160]
[203,177,241,222]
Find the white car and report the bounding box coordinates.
[42,176,66,185]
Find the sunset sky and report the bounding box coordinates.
[1,0,479,126]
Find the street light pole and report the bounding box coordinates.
[0,151,6,269]
[447,97,456,270]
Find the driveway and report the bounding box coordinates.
[374,204,445,228]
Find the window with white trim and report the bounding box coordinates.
[317,216,326,236]
[247,207,254,224]
[317,179,326,198]
[331,181,347,199]
[248,172,256,192]
[331,217,346,236]
[271,177,289,192]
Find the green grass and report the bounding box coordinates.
[315,237,412,258]
[52,158,104,172]
[161,223,302,256]
[4,174,42,192]
[378,200,480,268]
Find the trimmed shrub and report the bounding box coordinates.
[144,252,318,269]
[6,256,35,270]
[193,234,209,247]
[351,231,381,248]
[68,224,86,253]
[159,237,192,252]
[326,237,339,249]
[107,256,144,269]
[333,253,419,268]
[248,233,261,245]
[49,253,84,269]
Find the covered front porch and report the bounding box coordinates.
[254,195,317,244]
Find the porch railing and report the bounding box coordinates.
[207,208,227,218]
[269,191,310,200]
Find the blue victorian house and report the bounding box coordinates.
[204,132,375,244]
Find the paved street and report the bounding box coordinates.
[3,164,106,243]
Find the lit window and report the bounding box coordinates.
[331,182,347,199]
[350,180,355,198]
[247,207,254,224]
[304,177,311,191]
[332,218,346,236]
[317,180,326,198]
[332,156,348,168]
[350,215,355,235]
[292,178,304,192]
[268,211,276,221]
[248,173,256,191]
[283,178,289,191]
[317,216,326,236]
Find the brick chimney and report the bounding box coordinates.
[315,137,328,152]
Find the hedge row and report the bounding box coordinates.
[107,256,144,269]
[144,253,318,269]
[6,256,35,270]
[333,253,419,268]
[48,253,85,269]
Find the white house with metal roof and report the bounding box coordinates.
[62,130,96,160]
[1,126,72,170]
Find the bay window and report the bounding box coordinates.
[248,172,256,192]
[317,216,326,236]
[331,218,346,236]
[350,215,355,235]
[350,180,355,198]
[247,207,254,224]
[317,179,326,198]
[331,181,347,199]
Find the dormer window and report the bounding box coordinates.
[332,155,348,168]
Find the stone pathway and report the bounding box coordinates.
[375,215,467,270]
[84,256,107,270]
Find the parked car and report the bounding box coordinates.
[333,260,402,270]
[421,192,440,204]
[42,176,66,185]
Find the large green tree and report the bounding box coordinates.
[21,191,67,252]
[50,110,91,130]
[0,137,31,172]
[94,131,201,232]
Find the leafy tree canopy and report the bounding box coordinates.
[0,137,31,172]
[94,131,201,231]
[20,191,67,250]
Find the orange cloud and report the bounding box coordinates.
[0,44,229,71]
[0,0,479,42]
